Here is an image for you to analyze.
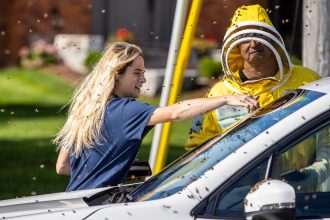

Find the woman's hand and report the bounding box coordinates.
[224,94,259,112]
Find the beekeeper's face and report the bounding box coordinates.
[239,39,273,65]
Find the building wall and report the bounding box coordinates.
[0,0,300,67]
[0,0,92,66]
[197,0,270,47]
[92,0,176,47]
[0,0,11,66]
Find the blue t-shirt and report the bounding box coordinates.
[66,98,157,191]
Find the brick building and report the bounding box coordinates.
[0,0,92,66]
[0,0,301,67]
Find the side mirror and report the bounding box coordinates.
[125,161,152,181]
[244,179,296,220]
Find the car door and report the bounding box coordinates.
[270,114,330,219]
[193,110,330,220]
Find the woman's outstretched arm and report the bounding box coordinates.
[147,94,258,126]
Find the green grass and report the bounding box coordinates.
[0,67,72,199]
[0,68,73,105]
[0,138,68,198]
[0,67,192,199]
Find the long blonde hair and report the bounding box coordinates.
[54,42,143,157]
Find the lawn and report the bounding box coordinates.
[0,67,190,199]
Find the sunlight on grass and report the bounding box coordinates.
[0,67,72,198]
[0,117,66,140]
[0,68,72,105]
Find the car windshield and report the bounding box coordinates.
[130,89,324,202]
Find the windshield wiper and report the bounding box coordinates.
[110,189,135,203]
[84,185,137,206]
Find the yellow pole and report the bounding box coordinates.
[154,0,203,173]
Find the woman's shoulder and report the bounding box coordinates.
[105,97,156,122]
[108,97,136,106]
[107,97,154,111]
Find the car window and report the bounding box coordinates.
[130,90,325,202]
[272,121,330,217]
[213,160,268,218]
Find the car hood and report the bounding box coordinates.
[0,187,109,219]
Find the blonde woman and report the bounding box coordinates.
[55,42,258,191]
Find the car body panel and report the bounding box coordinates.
[0,187,106,207]
[300,77,330,93]
[0,187,109,218]
[3,206,101,220]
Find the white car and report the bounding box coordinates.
[0,78,330,220]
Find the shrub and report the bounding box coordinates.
[192,34,218,57]
[18,39,59,68]
[198,56,223,78]
[108,28,136,44]
[84,51,102,71]
[290,55,302,65]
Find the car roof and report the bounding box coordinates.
[300,77,330,93]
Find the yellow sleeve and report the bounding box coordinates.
[185,111,222,151]
[184,81,227,151]
[291,66,321,84]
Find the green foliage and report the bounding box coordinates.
[192,38,218,57]
[18,40,59,68]
[84,51,102,71]
[290,55,302,65]
[198,56,223,78]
